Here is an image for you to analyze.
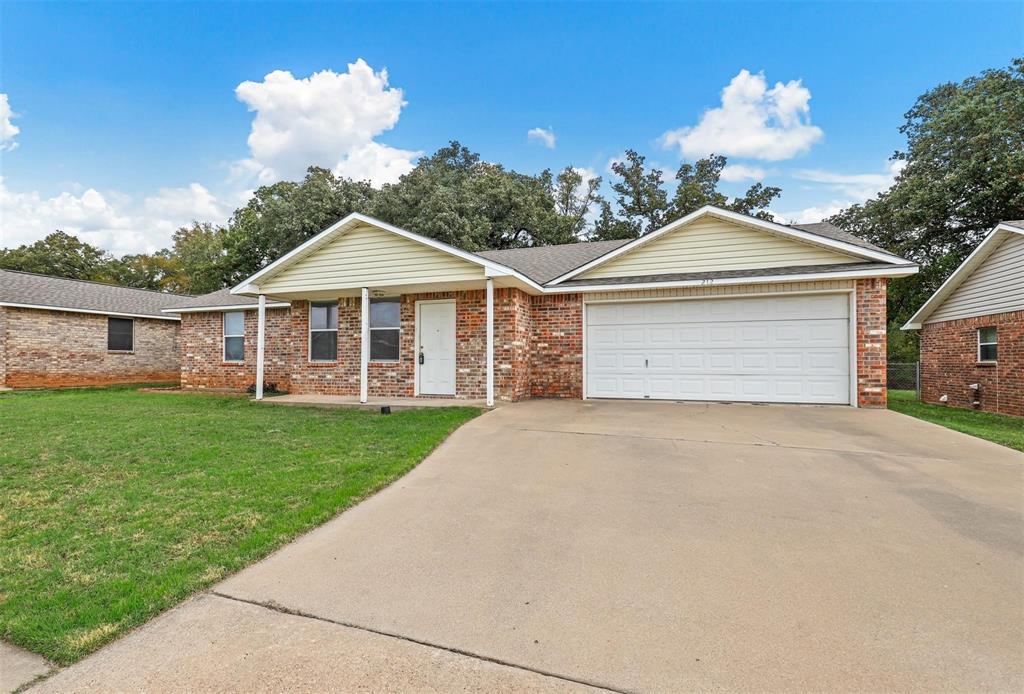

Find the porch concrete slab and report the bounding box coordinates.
[258,394,490,411]
[31,594,587,693]
[1,641,52,693]
[212,400,1023,692]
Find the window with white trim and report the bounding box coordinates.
[978,327,997,362]
[223,311,245,362]
[309,301,338,361]
[369,297,400,361]
[107,317,133,351]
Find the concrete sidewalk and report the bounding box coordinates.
[32,400,1024,692]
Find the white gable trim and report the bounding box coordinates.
[162,302,291,314]
[548,206,909,285]
[231,212,543,295]
[902,222,1024,329]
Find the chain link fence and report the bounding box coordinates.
[887,362,920,396]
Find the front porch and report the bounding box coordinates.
[257,393,493,411]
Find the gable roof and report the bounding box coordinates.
[0,269,193,320]
[903,221,1024,329]
[476,239,631,284]
[232,212,543,295]
[164,288,292,314]
[547,206,911,285]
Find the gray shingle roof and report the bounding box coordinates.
[555,262,917,288]
[475,239,631,284]
[789,222,890,254]
[170,288,291,312]
[0,269,195,319]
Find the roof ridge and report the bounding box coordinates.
[0,268,195,298]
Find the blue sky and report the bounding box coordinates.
[1,1,1021,254]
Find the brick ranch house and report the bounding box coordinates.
[167,206,917,408]
[903,220,1023,417]
[0,269,193,388]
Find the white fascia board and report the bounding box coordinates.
[548,206,909,285]
[161,302,291,314]
[901,223,1022,330]
[0,302,181,321]
[230,212,543,295]
[544,263,919,295]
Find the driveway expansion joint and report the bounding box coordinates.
[208,591,631,694]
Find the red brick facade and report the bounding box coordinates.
[179,283,891,407]
[0,306,180,388]
[920,309,1023,417]
[856,277,888,408]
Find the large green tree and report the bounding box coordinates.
[0,231,113,280]
[592,150,781,241]
[829,58,1024,352]
[169,222,229,294]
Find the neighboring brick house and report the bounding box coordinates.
[170,206,916,408]
[0,269,192,388]
[904,221,1023,417]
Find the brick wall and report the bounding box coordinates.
[856,278,888,408]
[920,309,1023,417]
[180,307,294,391]
[0,307,7,387]
[529,293,584,398]
[2,307,180,388]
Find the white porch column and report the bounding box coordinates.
[255,294,266,400]
[360,287,369,403]
[485,277,494,407]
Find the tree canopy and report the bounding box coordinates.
[829,58,1024,358]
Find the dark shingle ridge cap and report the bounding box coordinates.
[0,268,194,298]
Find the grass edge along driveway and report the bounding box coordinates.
[0,388,479,664]
[888,390,1023,452]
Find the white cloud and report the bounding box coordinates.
[793,159,905,200]
[234,60,419,186]
[776,159,905,223]
[0,94,20,152]
[720,164,765,182]
[662,69,823,161]
[0,178,226,255]
[527,127,556,149]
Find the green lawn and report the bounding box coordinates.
[888,390,1024,452]
[0,387,479,664]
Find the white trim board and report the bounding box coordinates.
[164,302,290,314]
[903,222,1024,329]
[0,302,181,321]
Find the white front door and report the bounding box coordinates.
[586,294,851,404]
[417,301,456,395]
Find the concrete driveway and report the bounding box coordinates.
[34,400,1023,692]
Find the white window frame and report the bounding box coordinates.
[978,327,998,363]
[308,300,339,363]
[369,296,401,363]
[107,316,135,352]
[223,311,245,363]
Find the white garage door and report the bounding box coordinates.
[586,294,851,404]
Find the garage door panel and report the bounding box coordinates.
[586,294,851,404]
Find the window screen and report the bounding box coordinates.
[223,312,245,362]
[107,317,133,351]
[310,302,338,361]
[978,327,997,362]
[369,298,400,361]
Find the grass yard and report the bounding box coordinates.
[888,390,1024,452]
[0,387,479,664]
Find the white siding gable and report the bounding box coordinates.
[258,224,485,294]
[576,217,858,280]
[926,233,1024,323]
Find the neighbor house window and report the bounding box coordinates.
[223,311,245,362]
[107,317,133,351]
[309,301,338,361]
[369,297,400,361]
[978,327,997,362]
